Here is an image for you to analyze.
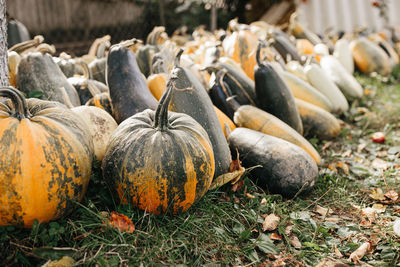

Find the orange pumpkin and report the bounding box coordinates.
[0,87,94,227]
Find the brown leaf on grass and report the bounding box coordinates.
[342,150,352,158]
[369,188,386,201]
[361,208,376,223]
[316,259,348,267]
[371,203,386,213]
[336,161,350,175]
[246,193,256,199]
[285,225,293,236]
[105,211,135,233]
[262,214,280,231]
[322,141,333,151]
[335,246,343,258]
[270,233,282,241]
[208,159,246,190]
[290,236,301,249]
[315,205,333,217]
[371,158,389,170]
[349,242,371,264]
[384,190,399,201]
[357,143,367,153]
[325,216,340,223]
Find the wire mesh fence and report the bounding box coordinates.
[7,0,163,56]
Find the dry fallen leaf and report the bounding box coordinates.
[315,259,347,267]
[262,214,280,231]
[285,225,293,236]
[270,233,282,241]
[349,242,371,264]
[315,205,333,217]
[325,216,340,223]
[336,161,350,175]
[361,207,376,222]
[261,198,267,205]
[385,190,399,201]
[342,150,352,158]
[370,188,386,201]
[246,193,256,199]
[371,158,389,170]
[357,143,367,153]
[322,141,333,151]
[105,211,135,233]
[371,203,386,213]
[393,218,400,237]
[335,246,343,258]
[290,236,301,249]
[208,159,246,190]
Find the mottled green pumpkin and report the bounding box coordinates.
[0,87,94,227]
[102,78,215,214]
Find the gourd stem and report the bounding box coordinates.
[256,42,263,66]
[153,79,173,131]
[174,49,184,68]
[146,26,165,45]
[35,43,56,55]
[8,35,44,54]
[76,59,93,80]
[0,87,30,120]
[226,96,241,112]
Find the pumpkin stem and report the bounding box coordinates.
[0,87,30,120]
[256,41,267,67]
[174,49,184,68]
[76,59,93,80]
[226,96,241,111]
[154,77,175,131]
[8,35,44,54]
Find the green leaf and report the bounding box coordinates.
[303,242,320,251]
[233,223,245,235]
[255,233,278,254]
[27,91,44,99]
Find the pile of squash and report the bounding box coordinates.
[2,16,398,227]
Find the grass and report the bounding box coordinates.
[2,73,400,266]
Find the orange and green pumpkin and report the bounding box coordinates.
[0,87,94,227]
[102,78,215,214]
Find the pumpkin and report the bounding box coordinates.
[228,127,318,198]
[222,26,258,80]
[0,87,93,227]
[85,92,113,116]
[213,106,236,139]
[71,106,117,161]
[53,52,84,78]
[106,39,158,123]
[16,52,80,106]
[168,50,232,178]
[350,37,391,76]
[280,70,333,112]
[304,63,349,113]
[102,78,215,214]
[295,98,341,140]
[7,18,30,48]
[254,42,303,134]
[230,101,321,165]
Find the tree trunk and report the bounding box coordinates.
[0,0,8,86]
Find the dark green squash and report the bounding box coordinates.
[102,78,215,214]
[210,59,257,106]
[228,127,318,198]
[208,69,235,120]
[106,40,158,123]
[270,30,301,63]
[169,50,231,178]
[16,52,80,106]
[7,18,30,48]
[254,43,303,134]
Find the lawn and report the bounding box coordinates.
[1,73,400,266]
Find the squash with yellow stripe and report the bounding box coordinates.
[230,100,321,165]
[350,37,391,76]
[102,78,215,214]
[214,106,236,139]
[295,98,341,140]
